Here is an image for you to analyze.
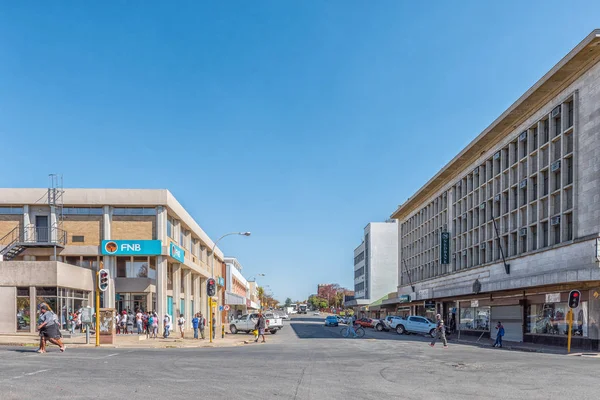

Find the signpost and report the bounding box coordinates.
[81,307,93,344]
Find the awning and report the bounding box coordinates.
[225,292,246,306]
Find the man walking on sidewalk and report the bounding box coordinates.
[198,313,206,339]
[430,314,448,348]
[494,321,505,348]
[192,314,200,339]
[254,311,266,343]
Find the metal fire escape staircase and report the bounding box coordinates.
[0,174,68,261]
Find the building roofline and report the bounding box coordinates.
[0,188,224,259]
[391,29,600,221]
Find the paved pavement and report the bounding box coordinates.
[0,315,598,400]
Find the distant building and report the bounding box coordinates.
[345,221,398,312]
[224,257,250,319]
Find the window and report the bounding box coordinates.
[527,302,587,336]
[167,217,175,239]
[72,235,85,243]
[459,306,490,331]
[354,252,365,265]
[113,207,156,216]
[567,100,574,128]
[354,282,365,292]
[117,257,128,277]
[541,171,549,196]
[180,228,187,248]
[0,206,23,214]
[16,287,30,332]
[565,157,573,185]
[354,266,365,278]
[63,207,103,215]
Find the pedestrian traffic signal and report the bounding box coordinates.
[98,269,110,292]
[207,278,216,297]
[568,290,581,309]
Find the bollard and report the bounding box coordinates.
[222,324,225,338]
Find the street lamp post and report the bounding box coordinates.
[208,231,251,343]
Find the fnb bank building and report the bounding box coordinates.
[0,188,224,335]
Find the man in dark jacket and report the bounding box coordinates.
[255,312,266,343]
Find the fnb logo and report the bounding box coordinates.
[104,241,118,254]
[122,243,142,251]
[171,244,182,258]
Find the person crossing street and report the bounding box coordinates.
[430,314,448,348]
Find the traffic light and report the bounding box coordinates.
[207,278,216,297]
[568,290,581,309]
[98,269,110,292]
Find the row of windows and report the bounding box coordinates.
[354,251,365,265]
[167,217,206,259]
[400,96,577,286]
[354,266,365,279]
[0,207,24,214]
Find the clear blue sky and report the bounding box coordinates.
[1,2,598,301]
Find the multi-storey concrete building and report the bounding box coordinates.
[345,221,398,313]
[224,257,250,319]
[391,30,600,349]
[0,188,224,335]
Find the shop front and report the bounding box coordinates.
[225,292,247,321]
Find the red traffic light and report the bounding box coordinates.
[208,278,215,285]
[573,292,579,297]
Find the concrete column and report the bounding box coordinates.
[102,206,116,308]
[192,274,200,317]
[50,205,57,243]
[29,286,36,334]
[200,277,208,320]
[156,206,167,242]
[156,256,167,333]
[146,292,153,313]
[173,263,181,317]
[184,269,192,325]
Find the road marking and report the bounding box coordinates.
[12,369,48,380]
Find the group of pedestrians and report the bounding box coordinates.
[116,309,160,338]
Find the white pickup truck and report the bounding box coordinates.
[229,312,283,335]
[393,316,439,337]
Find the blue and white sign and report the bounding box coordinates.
[169,242,185,263]
[101,240,162,256]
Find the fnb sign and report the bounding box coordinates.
[101,240,162,256]
[169,242,185,263]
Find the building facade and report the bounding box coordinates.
[345,221,399,312]
[224,257,250,319]
[0,188,225,334]
[391,30,600,349]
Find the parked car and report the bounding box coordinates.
[324,316,339,327]
[394,316,448,337]
[354,317,375,328]
[229,313,283,335]
[374,315,403,332]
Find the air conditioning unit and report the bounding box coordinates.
[552,106,561,118]
[494,152,501,160]
[551,216,561,226]
[520,179,527,189]
[473,167,479,174]
[494,194,501,202]
[463,213,467,219]
[480,242,486,249]
[519,228,527,236]
[551,160,561,172]
[452,254,457,259]
[463,250,467,256]
[519,131,527,141]
[457,181,461,188]
[480,203,486,210]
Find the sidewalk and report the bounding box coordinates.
[0,331,255,349]
[449,333,599,356]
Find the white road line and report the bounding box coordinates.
[12,369,48,380]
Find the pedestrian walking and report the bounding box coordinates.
[192,314,199,339]
[163,314,171,338]
[152,313,159,339]
[494,321,505,348]
[136,309,143,334]
[127,310,134,334]
[178,314,186,338]
[120,311,128,334]
[198,313,206,339]
[37,304,65,353]
[254,311,266,343]
[429,314,448,348]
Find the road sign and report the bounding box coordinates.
[219,306,224,311]
[210,299,218,307]
[224,305,231,311]
[81,307,93,324]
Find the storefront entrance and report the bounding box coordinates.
[491,305,523,342]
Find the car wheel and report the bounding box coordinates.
[230,325,238,334]
[396,325,405,335]
[429,329,437,338]
[375,323,384,332]
[270,330,277,335]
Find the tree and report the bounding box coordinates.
[284,298,292,307]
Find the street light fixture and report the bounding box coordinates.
[208,231,251,343]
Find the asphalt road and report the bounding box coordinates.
[0,315,598,400]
